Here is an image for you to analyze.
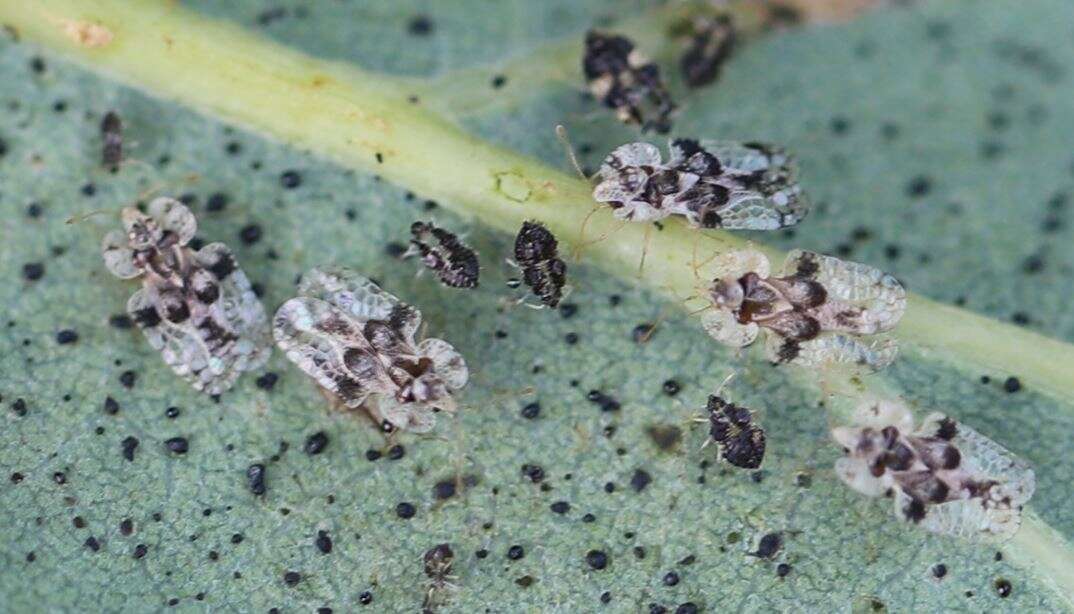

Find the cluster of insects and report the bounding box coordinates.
[90,15,1034,546]
[403,219,568,309]
[583,14,739,133]
[832,401,1035,539]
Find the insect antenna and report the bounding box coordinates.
[555,124,590,181]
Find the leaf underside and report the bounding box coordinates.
[1,0,1073,611]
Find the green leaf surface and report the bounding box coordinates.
[1,0,1072,611]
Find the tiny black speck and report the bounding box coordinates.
[551,501,570,514]
[283,571,301,586]
[507,545,525,560]
[206,192,229,212]
[132,543,148,559]
[632,323,655,343]
[395,502,416,519]
[586,550,608,570]
[384,242,407,258]
[247,463,267,495]
[256,372,279,390]
[754,532,782,559]
[433,479,456,500]
[365,449,382,461]
[520,402,541,419]
[906,175,932,198]
[387,444,406,460]
[280,170,302,189]
[663,571,680,586]
[315,530,332,554]
[164,437,188,454]
[1003,377,1022,393]
[491,74,507,89]
[109,314,133,329]
[165,406,181,419]
[565,332,579,345]
[662,379,680,396]
[304,431,329,455]
[777,563,792,577]
[630,469,652,493]
[22,262,45,281]
[84,537,101,552]
[408,15,434,36]
[121,436,139,462]
[995,578,1012,598]
[521,464,545,483]
[119,370,137,388]
[239,224,262,245]
[675,603,699,614]
[104,396,120,415]
[11,398,27,417]
[932,563,947,579]
[55,329,79,344]
[358,591,373,605]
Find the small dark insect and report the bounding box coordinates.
[705,394,766,469]
[508,221,568,308]
[583,30,675,133]
[679,14,737,88]
[101,111,123,171]
[752,532,782,559]
[422,543,457,611]
[406,221,479,288]
[246,463,266,496]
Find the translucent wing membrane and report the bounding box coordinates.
[600,142,662,174]
[670,139,810,229]
[273,297,381,408]
[701,308,758,348]
[715,190,803,230]
[101,230,140,279]
[913,415,1035,540]
[784,250,906,333]
[147,197,197,246]
[194,242,272,373]
[418,338,470,390]
[710,248,771,280]
[765,333,899,370]
[128,288,237,394]
[298,266,422,340]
